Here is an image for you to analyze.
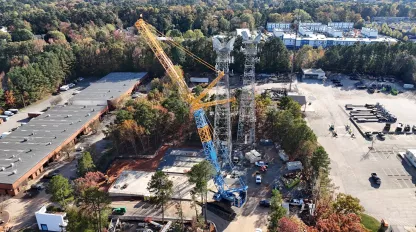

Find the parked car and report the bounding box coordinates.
[255,161,269,167]
[68,83,76,88]
[289,199,304,206]
[3,111,14,116]
[44,171,60,179]
[112,207,127,215]
[371,173,381,185]
[396,123,403,132]
[259,199,271,207]
[31,184,44,191]
[255,175,262,184]
[364,132,373,139]
[377,132,386,140]
[368,87,375,94]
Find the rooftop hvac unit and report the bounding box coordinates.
[87,113,91,117]
[31,132,35,136]
[70,122,73,125]
[18,158,22,162]
[0,167,4,171]
[78,120,82,122]
[108,90,111,92]
[12,155,15,158]
[23,138,28,142]
[47,142,52,145]
[92,109,95,112]
[46,114,50,117]
[12,170,17,175]
[10,163,14,167]
[66,115,72,118]
[83,106,87,108]
[63,129,66,132]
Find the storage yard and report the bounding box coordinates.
[297,76,416,226]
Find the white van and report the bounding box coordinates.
[4,111,14,116]
[60,85,70,91]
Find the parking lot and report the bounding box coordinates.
[297,76,416,226]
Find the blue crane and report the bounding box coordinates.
[135,18,247,207]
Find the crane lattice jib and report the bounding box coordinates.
[135,19,192,102]
[135,18,246,207]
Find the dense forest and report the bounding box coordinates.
[1,0,416,109]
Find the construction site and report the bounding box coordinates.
[104,19,301,232]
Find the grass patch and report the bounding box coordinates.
[285,177,300,189]
[360,213,380,232]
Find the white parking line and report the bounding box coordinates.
[382,168,389,176]
[387,168,395,176]
[399,179,411,188]
[393,179,403,188]
[395,168,402,176]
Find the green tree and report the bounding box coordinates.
[77,152,96,177]
[66,207,91,232]
[311,146,330,177]
[187,160,215,224]
[0,31,11,42]
[147,171,173,223]
[258,37,290,73]
[11,29,34,42]
[294,9,312,22]
[268,189,287,231]
[332,193,364,215]
[45,30,66,42]
[48,175,73,207]
[78,187,111,232]
[193,85,203,96]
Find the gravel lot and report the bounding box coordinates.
[297,77,416,226]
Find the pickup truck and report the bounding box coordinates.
[255,161,269,167]
[371,173,381,185]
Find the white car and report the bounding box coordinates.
[255,161,269,167]
[68,83,76,88]
[289,198,304,206]
[255,175,262,184]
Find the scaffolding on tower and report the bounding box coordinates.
[213,37,235,162]
[237,31,261,145]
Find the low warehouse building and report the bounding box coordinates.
[302,68,326,80]
[70,72,147,109]
[0,72,147,196]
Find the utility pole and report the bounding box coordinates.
[213,37,235,164]
[237,31,261,146]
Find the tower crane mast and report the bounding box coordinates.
[135,19,247,207]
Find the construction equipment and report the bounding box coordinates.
[135,18,247,207]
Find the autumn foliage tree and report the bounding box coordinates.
[74,171,105,194]
[278,217,300,232]
[119,119,145,155]
[312,213,366,232]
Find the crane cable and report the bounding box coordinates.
[147,25,217,72]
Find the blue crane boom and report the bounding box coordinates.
[135,18,247,207]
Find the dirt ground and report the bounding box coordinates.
[106,145,170,183]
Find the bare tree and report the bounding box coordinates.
[50,96,63,106]
[0,195,10,214]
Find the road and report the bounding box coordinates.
[0,82,90,135]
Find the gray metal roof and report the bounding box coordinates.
[70,72,147,106]
[0,105,106,184]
